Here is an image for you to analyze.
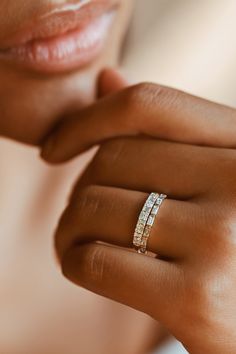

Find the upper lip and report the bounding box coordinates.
[0,0,117,50]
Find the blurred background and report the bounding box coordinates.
[125,0,236,106]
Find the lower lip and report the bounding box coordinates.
[0,12,115,74]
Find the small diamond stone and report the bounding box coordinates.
[143,226,150,236]
[152,205,159,215]
[146,200,153,207]
[143,206,152,214]
[147,215,155,226]
[135,226,143,235]
[140,211,148,221]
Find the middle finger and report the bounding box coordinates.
[78,138,226,199]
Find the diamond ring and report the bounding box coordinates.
[133,192,167,254]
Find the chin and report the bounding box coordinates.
[0,35,121,146]
[0,60,103,145]
[0,0,133,146]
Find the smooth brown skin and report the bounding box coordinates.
[42,69,236,354]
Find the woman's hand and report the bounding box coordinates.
[41,70,236,353]
[50,139,236,354]
[41,69,236,163]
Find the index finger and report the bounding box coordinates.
[41,71,236,163]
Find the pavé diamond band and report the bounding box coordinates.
[133,193,167,254]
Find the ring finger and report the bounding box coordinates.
[55,185,199,261]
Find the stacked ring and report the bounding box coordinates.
[133,193,167,254]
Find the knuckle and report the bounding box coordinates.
[74,185,102,221]
[182,271,233,340]
[124,83,159,110]
[122,83,160,128]
[86,245,107,283]
[122,82,179,130]
[62,244,107,285]
[55,185,103,257]
[125,82,159,106]
[182,280,217,332]
[198,206,234,253]
[127,82,170,105]
[92,138,126,175]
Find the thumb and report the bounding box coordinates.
[97,68,129,98]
